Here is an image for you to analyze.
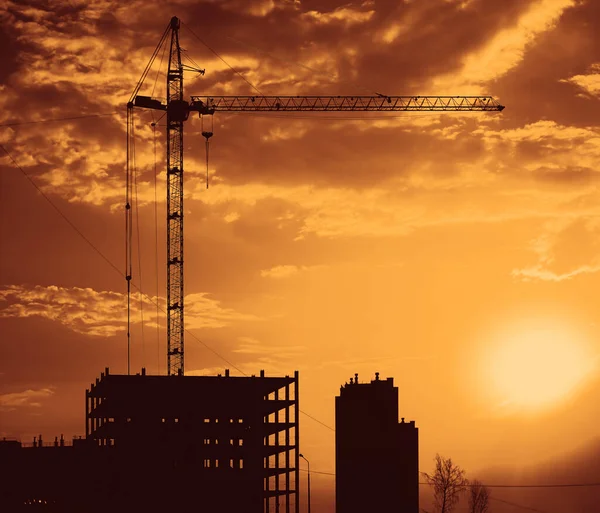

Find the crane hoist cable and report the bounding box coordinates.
[152,121,160,375]
[128,22,171,104]
[201,114,213,189]
[125,106,133,375]
[126,20,170,376]
[150,41,168,376]
[133,112,146,370]
[125,106,147,375]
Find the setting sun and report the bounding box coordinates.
[486,323,595,410]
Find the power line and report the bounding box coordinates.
[1,143,123,278]
[299,411,334,431]
[299,468,600,489]
[4,143,600,493]
[181,21,264,97]
[0,142,245,373]
[0,141,326,428]
[152,122,161,376]
[476,481,600,488]
[490,496,551,513]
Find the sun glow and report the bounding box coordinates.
[484,321,596,411]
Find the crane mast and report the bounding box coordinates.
[166,17,187,377]
[131,16,504,377]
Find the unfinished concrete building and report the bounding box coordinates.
[335,373,419,513]
[0,368,300,513]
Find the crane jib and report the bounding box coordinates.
[135,95,504,117]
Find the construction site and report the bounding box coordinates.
[0,13,503,513]
[1,368,300,512]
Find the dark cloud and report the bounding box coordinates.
[351,0,529,92]
[0,25,20,84]
[493,0,600,127]
[532,165,598,185]
[181,113,493,188]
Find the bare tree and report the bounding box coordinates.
[422,454,468,513]
[468,480,490,513]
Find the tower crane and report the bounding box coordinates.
[127,16,504,377]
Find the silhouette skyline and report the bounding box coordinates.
[2,1,600,512]
[1,367,301,512]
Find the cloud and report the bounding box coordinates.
[561,64,600,98]
[512,217,600,281]
[0,285,133,336]
[0,285,257,335]
[302,6,375,26]
[473,120,600,185]
[3,0,589,241]
[433,0,576,90]
[185,293,259,328]
[317,354,437,374]
[186,366,230,377]
[0,388,55,411]
[232,336,305,358]
[187,336,304,377]
[260,264,310,278]
[187,359,298,378]
[512,264,600,282]
[224,211,240,223]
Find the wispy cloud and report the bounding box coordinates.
[561,63,600,98]
[185,293,259,329]
[0,388,55,411]
[232,336,305,359]
[302,6,375,26]
[512,264,600,282]
[260,264,319,279]
[188,336,304,377]
[0,285,133,336]
[433,0,576,90]
[0,285,257,335]
[512,217,600,281]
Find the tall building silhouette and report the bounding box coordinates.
[0,367,300,513]
[335,373,418,513]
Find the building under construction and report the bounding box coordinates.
[335,373,419,513]
[0,368,300,513]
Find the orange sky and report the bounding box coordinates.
[1,0,600,511]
